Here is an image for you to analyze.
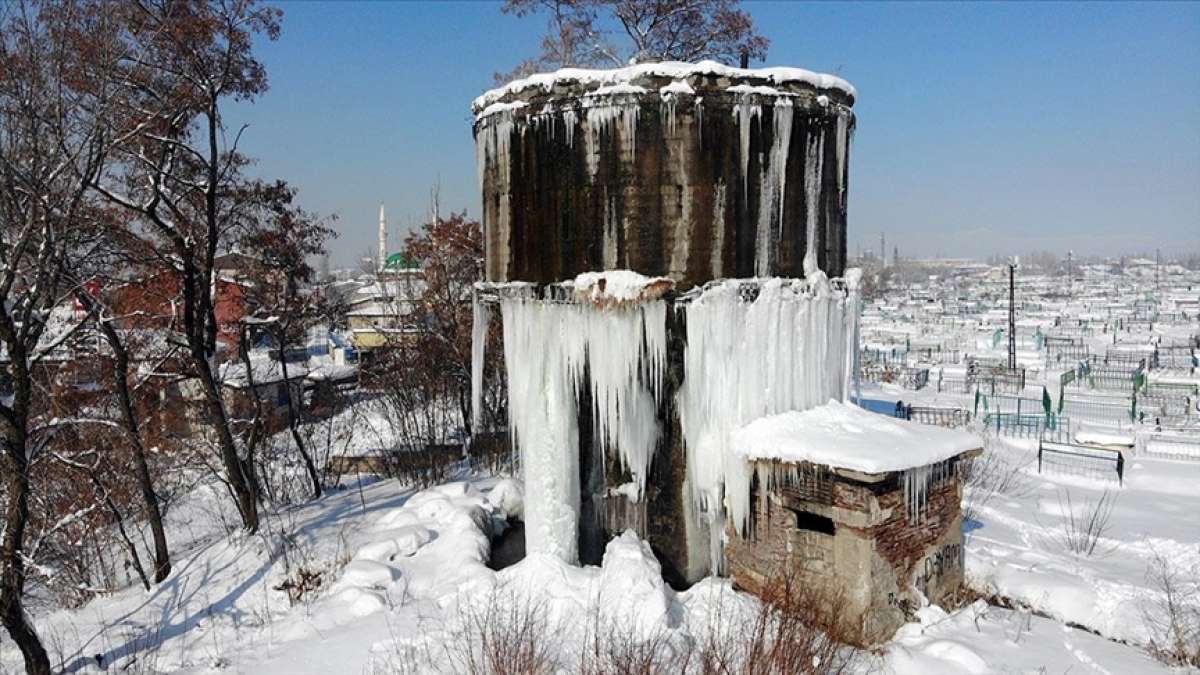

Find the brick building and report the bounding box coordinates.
[724,401,981,645]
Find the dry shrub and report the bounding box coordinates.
[686,569,859,675]
[960,434,1032,528]
[383,445,461,489]
[449,588,559,675]
[274,566,324,605]
[576,605,679,675]
[375,569,858,675]
[1054,488,1117,557]
[736,572,858,674]
[379,587,561,675]
[1143,548,1200,667]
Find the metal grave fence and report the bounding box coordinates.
[1038,440,1125,484]
[1134,431,1200,461]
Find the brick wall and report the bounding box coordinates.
[724,462,966,645]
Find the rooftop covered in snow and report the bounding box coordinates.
[473,59,856,117]
[731,400,982,475]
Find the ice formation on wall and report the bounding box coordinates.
[802,128,826,277]
[476,271,862,573]
[584,96,641,177]
[470,298,491,434]
[732,94,761,197]
[755,100,794,276]
[475,101,524,190]
[493,276,668,562]
[676,274,859,569]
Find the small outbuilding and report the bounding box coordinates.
[724,400,982,646]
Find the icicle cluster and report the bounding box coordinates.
[470,297,491,434]
[474,101,525,190]
[495,290,667,563]
[901,459,953,523]
[756,99,793,276]
[802,126,826,278]
[676,275,860,571]
[659,81,694,136]
[578,85,645,180]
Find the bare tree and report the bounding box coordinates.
[67,255,176,584]
[90,0,285,533]
[0,1,121,670]
[239,182,336,500]
[500,0,769,80]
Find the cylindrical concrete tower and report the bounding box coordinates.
[473,61,855,289]
[472,62,858,585]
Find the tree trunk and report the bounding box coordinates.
[195,356,260,532]
[97,316,172,583]
[278,330,321,500]
[1,435,52,675]
[95,479,151,593]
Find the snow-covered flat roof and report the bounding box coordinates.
[731,400,981,474]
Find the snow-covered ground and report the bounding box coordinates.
[965,436,1200,649]
[4,450,1190,674]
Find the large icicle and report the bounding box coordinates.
[754,100,794,276]
[802,126,826,277]
[495,276,669,562]
[500,298,585,563]
[470,296,491,434]
[732,95,761,198]
[676,276,859,571]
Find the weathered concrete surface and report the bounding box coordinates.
[475,70,854,288]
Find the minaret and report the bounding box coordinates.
[377,203,387,273]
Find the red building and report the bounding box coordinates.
[113,270,250,357]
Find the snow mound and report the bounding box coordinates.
[595,531,674,640]
[572,270,674,305]
[333,586,389,617]
[489,478,524,520]
[336,559,400,590]
[354,524,432,562]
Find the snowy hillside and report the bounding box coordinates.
[3,446,1192,673]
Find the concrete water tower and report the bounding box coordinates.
[472,61,859,584]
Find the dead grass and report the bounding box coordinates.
[376,565,859,675]
[1143,548,1200,667]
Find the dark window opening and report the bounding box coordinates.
[792,509,835,535]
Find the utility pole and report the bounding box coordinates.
[1156,248,1161,292]
[1066,250,1073,296]
[1008,259,1018,371]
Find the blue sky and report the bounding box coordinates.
[227,1,1200,266]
